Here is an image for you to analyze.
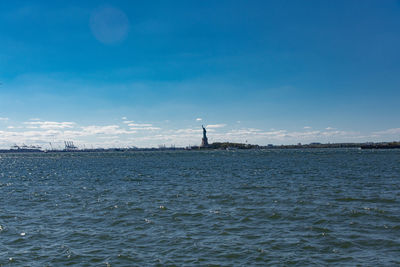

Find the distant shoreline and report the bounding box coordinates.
[1,141,399,153]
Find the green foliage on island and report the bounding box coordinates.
[360,142,400,149]
[207,142,260,149]
[201,141,400,150]
[275,143,361,149]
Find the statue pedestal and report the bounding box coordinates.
[201,137,209,147]
[200,125,209,147]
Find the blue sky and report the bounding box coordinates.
[0,0,399,148]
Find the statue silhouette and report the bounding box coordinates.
[201,125,209,147]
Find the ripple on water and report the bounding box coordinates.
[0,150,399,265]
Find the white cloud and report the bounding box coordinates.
[196,118,202,121]
[0,117,9,121]
[206,124,226,128]
[220,127,361,144]
[126,123,160,131]
[176,128,202,134]
[23,121,76,129]
[129,127,160,130]
[97,135,120,140]
[0,123,140,148]
[373,128,400,135]
[121,116,127,120]
[128,123,152,127]
[304,126,312,129]
[0,119,386,148]
[80,125,136,135]
[0,129,63,143]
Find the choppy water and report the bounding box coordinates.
[0,149,399,266]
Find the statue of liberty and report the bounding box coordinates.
[201,125,209,147]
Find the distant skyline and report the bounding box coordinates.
[1,1,400,148]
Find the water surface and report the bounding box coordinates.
[1,149,399,265]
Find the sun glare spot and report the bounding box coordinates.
[90,5,129,45]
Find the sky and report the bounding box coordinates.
[0,0,400,148]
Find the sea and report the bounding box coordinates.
[0,149,399,266]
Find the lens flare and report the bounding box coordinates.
[90,5,129,44]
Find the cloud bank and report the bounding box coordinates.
[0,118,398,149]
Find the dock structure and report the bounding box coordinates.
[64,141,78,151]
